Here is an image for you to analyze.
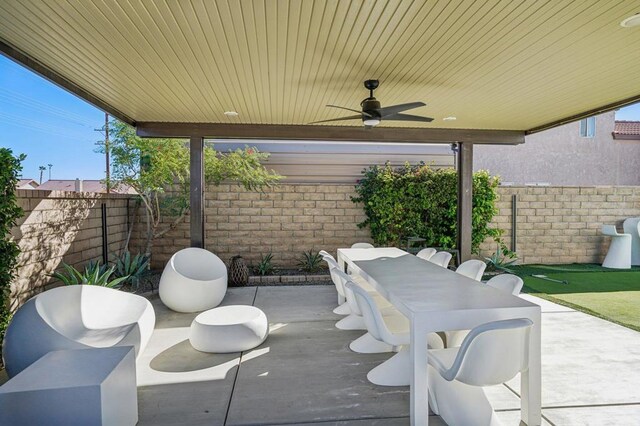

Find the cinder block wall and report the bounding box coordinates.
[146,183,372,269]
[147,184,640,269]
[10,190,132,310]
[479,186,640,264]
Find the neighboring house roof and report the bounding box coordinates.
[37,180,136,194]
[613,121,640,140]
[17,179,38,189]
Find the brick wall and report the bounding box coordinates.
[10,190,133,310]
[146,183,372,269]
[479,186,640,264]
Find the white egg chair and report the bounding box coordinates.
[2,285,155,378]
[416,247,437,261]
[159,247,228,313]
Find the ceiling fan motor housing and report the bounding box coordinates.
[361,98,381,117]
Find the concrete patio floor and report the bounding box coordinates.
[135,284,640,425]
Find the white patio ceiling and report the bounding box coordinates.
[0,0,639,132]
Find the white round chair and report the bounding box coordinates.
[601,225,632,269]
[323,253,351,315]
[416,248,437,261]
[189,305,268,353]
[351,242,374,249]
[444,274,524,348]
[347,281,444,386]
[429,251,453,268]
[623,217,640,266]
[428,319,533,426]
[455,259,487,281]
[2,285,155,378]
[159,248,228,313]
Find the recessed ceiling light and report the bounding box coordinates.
[443,116,457,121]
[224,111,239,117]
[621,13,640,28]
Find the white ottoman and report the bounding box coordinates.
[189,305,269,353]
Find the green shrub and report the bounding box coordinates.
[352,163,502,253]
[254,253,276,276]
[0,148,25,365]
[297,250,324,273]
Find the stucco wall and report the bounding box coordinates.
[474,112,640,185]
[10,190,132,310]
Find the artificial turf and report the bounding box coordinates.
[508,264,640,332]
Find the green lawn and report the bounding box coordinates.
[508,264,640,332]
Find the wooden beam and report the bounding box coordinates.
[190,136,205,248]
[457,142,473,263]
[136,122,524,145]
[0,38,136,126]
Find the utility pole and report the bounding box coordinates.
[105,112,110,194]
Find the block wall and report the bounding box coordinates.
[10,190,132,310]
[479,186,640,264]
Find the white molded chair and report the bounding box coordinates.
[622,218,640,266]
[601,225,632,269]
[486,274,524,295]
[428,318,533,426]
[320,251,348,313]
[3,285,155,378]
[445,274,524,348]
[351,242,374,249]
[455,259,487,281]
[347,281,444,386]
[429,251,453,268]
[416,248,437,261]
[159,247,228,312]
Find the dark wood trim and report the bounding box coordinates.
[526,93,640,135]
[190,136,205,248]
[136,122,525,145]
[0,38,136,126]
[456,142,473,263]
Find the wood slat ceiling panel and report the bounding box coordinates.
[1,0,639,131]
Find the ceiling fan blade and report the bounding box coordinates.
[378,101,426,117]
[383,113,434,122]
[327,104,372,118]
[308,114,363,124]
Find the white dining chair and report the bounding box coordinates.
[351,242,374,249]
[428,318,533,426]
[486,273,524,295]
[416,247,437,261]
[322,253,351,315]
[429,251,453,268]
[455,259,487,281]
[444,274,524,348]
[347,281,444,386]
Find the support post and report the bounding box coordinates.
[190,136,205,248]
[457,142,473,263]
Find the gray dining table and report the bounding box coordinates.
[337,247,541,426]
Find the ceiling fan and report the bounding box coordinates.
[309,79,433,128]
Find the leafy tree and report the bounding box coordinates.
[98,120,281,256]
[352,162,502,253]
[0,148,25,363]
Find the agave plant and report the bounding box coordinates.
[297,250,325,273]
[254,252,276,276]
[484,245,518,273]
[52,262,128,288]
[112,251,150,289]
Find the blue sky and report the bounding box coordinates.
[1,54,640,181]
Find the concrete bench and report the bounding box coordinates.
[0,346,137,426]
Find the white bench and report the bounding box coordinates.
[0,346,138,426]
